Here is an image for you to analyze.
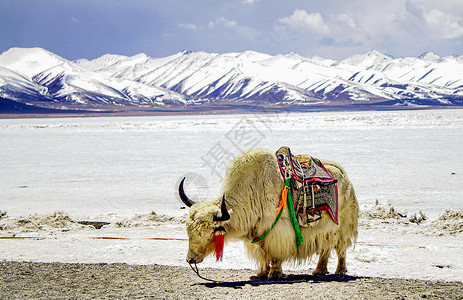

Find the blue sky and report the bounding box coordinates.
[1,0,462,60]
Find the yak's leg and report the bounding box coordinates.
[313,249,330,275]
[335,247,347,275]
[268,259,284,278]
[247,242,270,279]
[256,262,270,278]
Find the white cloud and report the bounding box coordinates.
[335,14,356,29]
[406,0,463,39]
[278,9,330,35]
[207,16,262,43]
[217,17,237,28]
[178,23,198,31]
[242,0,259,4]
[71,17,80,23]
[208,17,237,29]
[423,9,463,39]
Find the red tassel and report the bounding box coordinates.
[214,233,224,261]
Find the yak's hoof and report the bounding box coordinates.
[250,274,268,281]
[269,273,287,280]
[335,269,347,275]
[312,269,329,276]
[268,271,285,279]
[252,272,286,280]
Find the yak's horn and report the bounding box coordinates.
[178,177,196,207]
[213,195,230,222]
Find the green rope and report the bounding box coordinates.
[251,204,284,244]
[285,177,303,248]
[251,177,303,248]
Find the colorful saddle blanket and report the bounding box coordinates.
[276,146,338,226]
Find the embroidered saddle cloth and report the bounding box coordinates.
[276,146,339,226]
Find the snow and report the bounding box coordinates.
[129,48,463,102]
[0,109,462,282]
[418,52,443,63]
[2,50,186,105]
[77,52,182,81]
[0,47,67,79]
[340,50,393,69]
[1,47,463,105]
[0,66,47,97]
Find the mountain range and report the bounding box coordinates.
[0,47,462,114]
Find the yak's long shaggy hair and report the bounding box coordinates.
[185,148,359,278]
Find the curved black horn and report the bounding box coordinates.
[178,177,196,208]
[213,195,230,222]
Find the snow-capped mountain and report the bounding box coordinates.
[0,48,187,110]
[0,47,462,112]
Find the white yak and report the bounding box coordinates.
[179,148,358,278]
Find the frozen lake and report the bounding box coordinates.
[0,109,462,282]
[1,109,462,219]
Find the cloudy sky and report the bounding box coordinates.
[1,0,462,60]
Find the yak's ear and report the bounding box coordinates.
[213,195,231,222]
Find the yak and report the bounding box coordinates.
[179,148,358,278]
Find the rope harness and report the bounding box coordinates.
[189,263,223,283]
[251,177,303,248]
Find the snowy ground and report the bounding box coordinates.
[0,109,462,282]
[0,205,461,282]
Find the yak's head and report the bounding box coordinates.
[179,178,231,264]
